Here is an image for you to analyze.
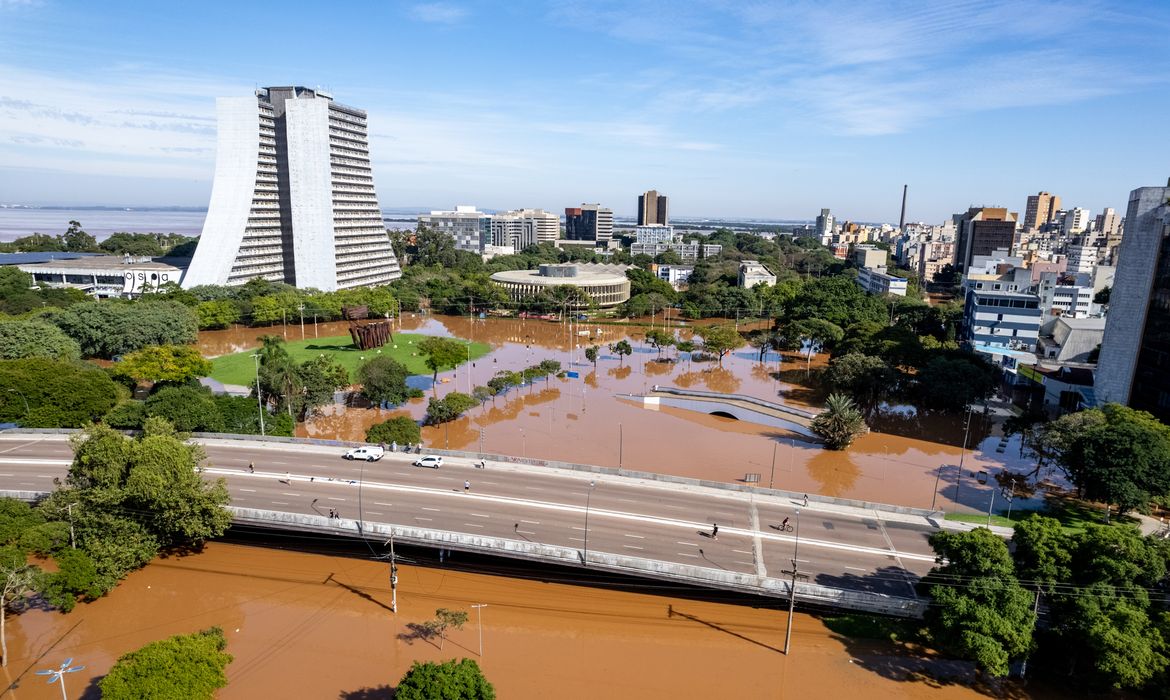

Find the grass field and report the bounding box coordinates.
[208,333,492,386]
[943,496,1139,532]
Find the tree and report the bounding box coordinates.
[695,324,744,365]
[821,353,897,416]
[472,385,494,407]
[358,355,421,407]
[144,386,224,433]
[810,393,868,449]
[676,339,695,364]
[422,607,469,650]
[38,548,101,613]
[913,354,997,412]
[486,370,522,401]
[609,339,632,365]
[115,345,213,385]
[1040,404,1170,514]
[60,220,97,252]
[424,392,477,425]
[921,528,1036,677]
[1010,515,1072,594]
[644,329,675,359]
[195,300,241,330]
[584,345,599,368]
[100,627,233,700]
[0,358,120,428]
[1093,286,1110,305]
[396,658,495,700]
[417,336,467,385]
[45,301,199,358]
[0,320,81,361]
[0,546,37,667]
[366,416,421,445]
[297,354,350,419]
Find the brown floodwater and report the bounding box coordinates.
[198,316,1050,514]
[5,543,1051,699]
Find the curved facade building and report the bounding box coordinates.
[490,264,631,308]
[184,86,400,291]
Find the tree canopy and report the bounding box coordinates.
[0,357,120,427]
[395,658,495,700]
[367,416,421,445]
[114,344,212,385]
[810,393,868,450]
[45,300,198,358]
[358,355,421,406]
[0,319,81,361]
[100,627,232,700]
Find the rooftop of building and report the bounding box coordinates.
[1052,316,1107,330]
[0,252,103,266]
[16,254,188,272]
[969,289,1039,299]
[491,263,631,285]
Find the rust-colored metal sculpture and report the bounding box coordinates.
[344,305,393,350]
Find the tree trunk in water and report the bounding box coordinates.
[1,603,7,668]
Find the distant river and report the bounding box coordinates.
[0,208,207,242]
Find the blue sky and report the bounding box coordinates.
[0,0,1167,221]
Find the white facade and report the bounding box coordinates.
[654,264,694,288]
[738,260,776,288]
[185,87,400,291]
[1066,243,1098,274]
[418,205,491,252]
[634,225,675,244]
[1062,207,1091,235]
[856,267,908,297]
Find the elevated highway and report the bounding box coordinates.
[0,430,952,617]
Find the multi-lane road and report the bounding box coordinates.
[0,432,943,598]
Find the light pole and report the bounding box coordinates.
[6,389,29,420]
[784,507,802,655]
[583,480,596,566]
[951,406,975,507]
[520,428,526,458]
[466,341,472,394]
[36,658,85,700]
[250,354,265,436]
[986,482,998,526]
[471,603,488,656]
[618,423,624,471]
[298,303,305,339]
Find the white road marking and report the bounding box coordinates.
[281,492,300,497]
[568,537,584,542]
[678,553,700,559]
[624,534,645,539]
[520,519,540,524]
[845,566,867,571]
[623,545,644,550]
[375,502,393,507]
[0,458,69,465]
[240,488,256,493]
[422,507,440,512]
[733,549,752,555]
[517,530,535,535]
[677,541,700,547]
[415,517,433,522]
[367,511,383,516]
[571,526,589,531]
[463,523,485,528]
[327,497,346,502]
[468,513,490,518]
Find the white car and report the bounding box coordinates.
[343,446,384,462]
[413,455,443,469]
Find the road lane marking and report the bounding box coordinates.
[422,507,440,512]
[463,523,485,528]
[677,541,700,547]
[468,513,490,518]
[624,534,645,539]
[367,511,383,516]
[240,489,256,493]
[571,526,589,531]
[271,501,289,505]
[520,519,540,524]
[568,537,584,542]
[623,545,644,550]
[733,549,752,555]
[517,530,535,535]
[415,517,433,521]
[0,458,70,465]
[327,497,346,502]
[375,502,393,507]
[281,492,300,497]
[678,553,700,558]
[845,566,867,571]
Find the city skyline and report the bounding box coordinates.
[1,1,1168,221]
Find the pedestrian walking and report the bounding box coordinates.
[283,472,291,484]
[803,494,809,507]
[391,441,397,453]
[464,480,471,492]
[312,498,318,506]
[248,461,254,473]
[712,523,719,540]
[514,522,519,533]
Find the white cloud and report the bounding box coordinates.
[408,2,468,24]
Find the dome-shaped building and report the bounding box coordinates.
[490,263,631,308]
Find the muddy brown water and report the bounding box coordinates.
[5,542,1055,699]
[198,316,1050,514]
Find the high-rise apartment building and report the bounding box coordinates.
[185,86,400,290]
[637,190,669,226]
[1095,207,1122,237]
[489,208,559,249]
[954,207,1018,271]
[1062,207,1091,235]
[815,208,835,244]
[418,205,491,253]
[564,203,614,243]
[1094,180,1170,421]
[1024,191,1061,231]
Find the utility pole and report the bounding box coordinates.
[251,354,265,436]
[618,423,624,471]
[952,406,975,506]
[298,304,305,339]
[769,442,778,490]
[66,503,75,549]
[582,480,596,565]
[471,603,488,656]
[784,508,802,655]
[386,534,398,613]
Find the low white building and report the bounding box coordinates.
[654,264,694,288]
[856,267,908,297]
[634,225,675,245]
[738,260,775,288]
[18,254,186,299]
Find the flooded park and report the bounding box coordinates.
[199,314,1046,516]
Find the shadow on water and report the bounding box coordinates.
[667,604,784,654]
[338,684,394,700]
[325,572,396,614]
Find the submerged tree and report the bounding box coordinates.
[810,393,868,450]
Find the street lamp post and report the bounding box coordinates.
[769,442,778,490]
[583,480,596,566]
[471,603,488,656]
[250,354,265,436]
[6,389,30,420]
[618,423,624,471]
[784,508,802,655]
[35,658,85,700]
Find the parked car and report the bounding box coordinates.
[413,455,442,469]
[343,446,384,462]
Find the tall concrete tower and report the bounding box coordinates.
[637,190,669,226]
[899,184,908,229]
[184,86,401,291]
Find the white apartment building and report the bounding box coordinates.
[634,225,676,245]
[856,267,908,297]
[1066,242,1098,274]
[417,205,491,253]
[654,264,695,288]
[1062,207,1091,235]
[185,86,400,290]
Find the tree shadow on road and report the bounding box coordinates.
[813,565,922,598]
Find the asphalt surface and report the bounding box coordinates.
[0,433,939,597]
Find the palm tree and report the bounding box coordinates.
[811,393,868,450]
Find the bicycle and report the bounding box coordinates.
[775,523,794,532]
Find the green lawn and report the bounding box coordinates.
[944,496,1140,532]
[208,333,492,386]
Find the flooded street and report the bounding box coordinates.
[5,543,1039,699]
[198,315,1047,515]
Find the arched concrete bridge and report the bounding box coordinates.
[641,387,820,441]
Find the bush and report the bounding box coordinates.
[0,358,120,427]
[144,386,224,433]
[105,401,147,429]
[100,627,233,700]
[0,319,81,361]
[366,416,421,445]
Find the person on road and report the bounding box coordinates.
[803,494,809,507]
[712,523,719,540]
[248,461,254,473]
[782,517,790,529]
[464,480,471,492]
